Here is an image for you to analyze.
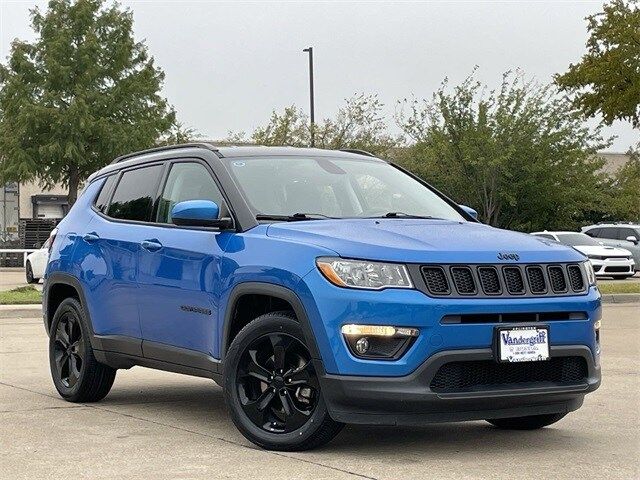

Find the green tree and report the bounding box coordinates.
[237,94,403,157]
[0,0,175,204]
[555,0,640,127]
[396,70,611,232]
[608,146,640,221]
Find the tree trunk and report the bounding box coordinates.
[67,166,80,207]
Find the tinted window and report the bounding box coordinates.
[598,227,619,240]
[619,228,638,240]
[157,162,225,224]
[93,175,116,213]
[108,165,163,221]
[585,228,601,237]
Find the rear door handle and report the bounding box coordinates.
[141,239,162,252]
[83,232,99,243]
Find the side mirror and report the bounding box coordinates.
[459,204,478,220]
[171,200,233,229]
[626,235,638,245]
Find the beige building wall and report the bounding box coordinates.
[19,180,68,219]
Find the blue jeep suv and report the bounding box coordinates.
[43,144,601,451]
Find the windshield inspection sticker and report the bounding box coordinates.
[497,326,549,362]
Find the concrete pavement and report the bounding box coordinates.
[1,303,639,479]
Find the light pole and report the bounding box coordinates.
[302,47,315,147]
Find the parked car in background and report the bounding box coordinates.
[25,239,50,283]
[531,231,635,279]
[582,223,640,272]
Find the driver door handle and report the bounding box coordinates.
[141,239,163,252]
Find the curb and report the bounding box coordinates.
[600,293,640,304]
[0,304,41,319]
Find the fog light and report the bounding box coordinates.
[341,324,419,360]
[355,337,369,355]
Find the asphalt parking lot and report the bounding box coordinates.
[0,302,638,480]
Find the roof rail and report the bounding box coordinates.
[339,148,376,157]
[111,142,222,164]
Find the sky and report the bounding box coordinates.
[0,0,637,152]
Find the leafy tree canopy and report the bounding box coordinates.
[555,0,640,127]
[396,69,612,232]
[0,0,176,203]
[232,94,403,157]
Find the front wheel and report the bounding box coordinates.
[25,262,38,284]
[223,312,343,451]
[486,413,567,430]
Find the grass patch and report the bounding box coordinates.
[0,286,42,305]
[598,281,640,294]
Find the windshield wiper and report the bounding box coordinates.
[256,213,333,222]
[372,212,443,220]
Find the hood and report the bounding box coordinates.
[266,219,586,264]
[572,245,632,257]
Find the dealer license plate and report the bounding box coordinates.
[496,326,549,363]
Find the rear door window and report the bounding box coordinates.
[107,165,163,222]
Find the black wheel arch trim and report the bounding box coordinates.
[220,282,321,362]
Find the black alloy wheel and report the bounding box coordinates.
[49,297,116,402]
[224,312,343,451]
[52,312,85,388]
[236,332,319,434]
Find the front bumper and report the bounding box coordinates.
[319,345,600,425]
[590,258,635,277]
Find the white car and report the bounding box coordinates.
[25,239,50,284]
[531,231,635,279]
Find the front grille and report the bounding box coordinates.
[548,266,568,293]
[478,267,501,294]
[604,266,631,273]
[567,265,585,291]
[417,263,587,299]
[526,266,547,294]
[503,267,525,295]
[422,267,450,295]
[451,267,476,294]
[430,357,588,393]
[441,311,588,324]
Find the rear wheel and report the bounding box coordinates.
[25,262,38,284]
[223,312,343,451]
[49,298,116,402]
[486,413,567,430]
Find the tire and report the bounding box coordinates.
[223,311,344,451]
[25,262,38,284]
[49,297,116,402]
[486,413,567,430]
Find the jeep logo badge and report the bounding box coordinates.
[497,252,520,261]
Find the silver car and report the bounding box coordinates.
[582,223,640,272]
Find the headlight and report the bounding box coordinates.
[316,257,413,290]
[583,260,596,286]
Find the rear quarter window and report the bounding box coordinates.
[93,175,117,213]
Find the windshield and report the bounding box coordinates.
[556,233,600,246]
[226,156,466,221]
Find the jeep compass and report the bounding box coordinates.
[43,144,601,451]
